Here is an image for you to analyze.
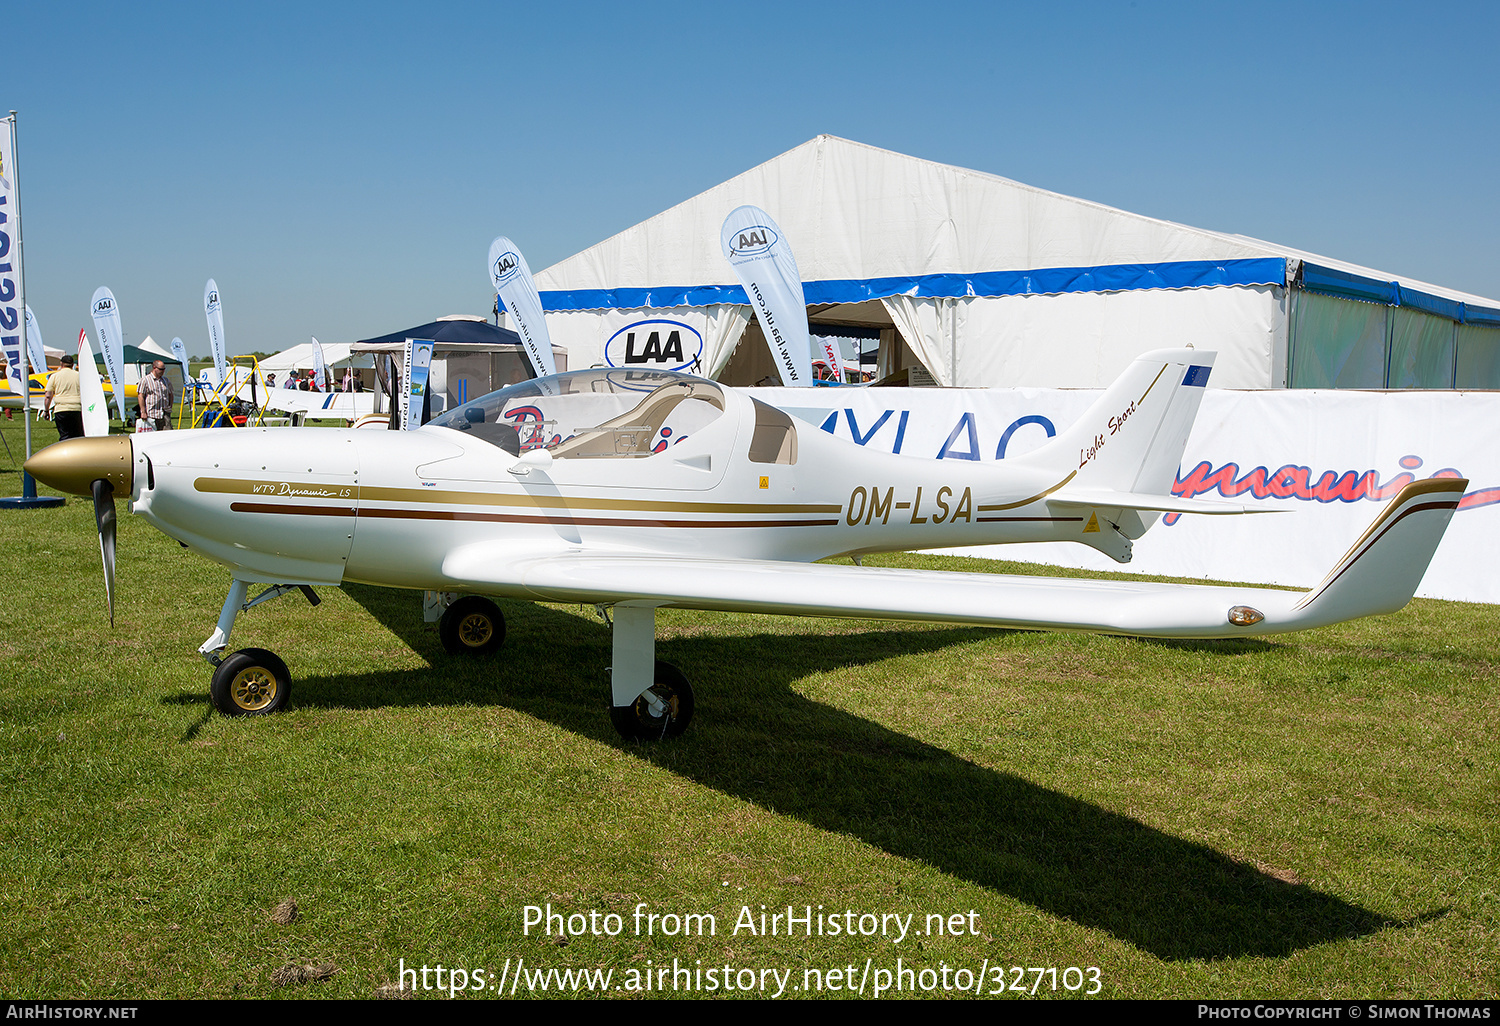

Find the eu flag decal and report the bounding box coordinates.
[1182,365,1212,387]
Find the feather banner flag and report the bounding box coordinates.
[721,205,813,387]
[204,279,227,387]
[89,286,129,421]
[487,236,556,378]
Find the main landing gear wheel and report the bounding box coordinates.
[439,597,507,656]
[609,660,694,741]
[210,648,291,716]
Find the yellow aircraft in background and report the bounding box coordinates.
[1,369,137,412]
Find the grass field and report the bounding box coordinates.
[1,419,1496,1000]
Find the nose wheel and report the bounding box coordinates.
[210,648,291,716]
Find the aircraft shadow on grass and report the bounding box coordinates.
[221,582,1398,961]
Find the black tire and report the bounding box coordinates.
[210,648,291,716]
[439,596,506,656]
[609,660,694,740]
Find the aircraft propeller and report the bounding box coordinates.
[23,435,134,627]
[92,478,118,626]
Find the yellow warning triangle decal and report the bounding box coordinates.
[1084,512,1100,533]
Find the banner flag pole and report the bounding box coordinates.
[1,110,63,509]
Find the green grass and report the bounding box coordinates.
[1,419,1496,999]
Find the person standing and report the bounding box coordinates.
[139,360,175,431]
[43,355,84,441]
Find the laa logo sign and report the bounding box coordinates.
[728,225,778,258]
[205,291,220,312]
[92,297,114,315]
[604,319,705,372]
[492,251,519,284]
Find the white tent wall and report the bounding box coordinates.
[878,285,1284,389]
[542,304,750,377]
[538,284,1284,388]
[534,287,1284,388]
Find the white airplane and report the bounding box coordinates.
[261,385,376,423]
[25,348,1465,740]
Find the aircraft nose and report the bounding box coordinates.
[24,436,134,496]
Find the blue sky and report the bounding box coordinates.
[5,1,1497,356]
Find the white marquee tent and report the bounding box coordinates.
[535,136,1500,391]
[259,341,370,373]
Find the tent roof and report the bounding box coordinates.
[259,341,367,372]
[353,318,527,348]
[136,335,175,359]
[537,134,1500,317]
[92,344,162,365]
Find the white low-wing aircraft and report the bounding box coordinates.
[26,348,1465,739]
[261,385,376,423]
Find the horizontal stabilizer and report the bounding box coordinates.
[1049,490,1273,516]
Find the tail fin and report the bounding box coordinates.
[1010,349,1216,561]
[1291,478,1465,626]
[1014,347,1214,494]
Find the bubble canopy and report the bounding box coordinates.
[425,369,728,459]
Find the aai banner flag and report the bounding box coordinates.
[90,286,129,421]
[25,305,46,380]
[169,336,190,386]
[0,117,25,396]
[721,205,813,387]
[204,279,227,386]
[401,338,434,431]
[487,236,556,377]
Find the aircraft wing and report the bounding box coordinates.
[440,479,1464,640]
[0,383,43,411]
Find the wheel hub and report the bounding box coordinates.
[231,667,279,711]
[458,613,493,647]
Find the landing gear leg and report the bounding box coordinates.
[199,579,250,665]
[197,578,316,716]
[607,604,693,740]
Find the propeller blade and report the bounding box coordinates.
[92,478,117,627]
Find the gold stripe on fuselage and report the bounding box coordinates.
[976,471,1077,513]
[225,501,840,529]
[194,477,843,515]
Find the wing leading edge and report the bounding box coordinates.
[441,479,1465,640]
